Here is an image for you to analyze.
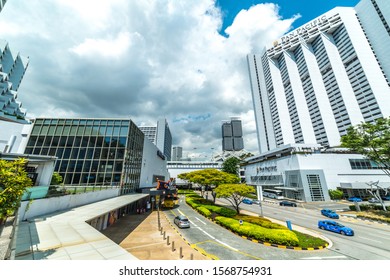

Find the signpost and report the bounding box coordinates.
[256,185,264,217]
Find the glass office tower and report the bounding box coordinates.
[24,118,144,194]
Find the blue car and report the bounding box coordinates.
[348,197,362,202]
[321,209,339,219]
[242,198,253,205]
[318,220,354,236]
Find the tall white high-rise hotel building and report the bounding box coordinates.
[247,0,390,154]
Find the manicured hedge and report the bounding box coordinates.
[215,216,299,246]
[196,206,212,218]
[234,215,287,230]
[202,205,237,218]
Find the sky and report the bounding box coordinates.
[0,0,359,160]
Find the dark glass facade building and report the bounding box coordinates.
[24,118,144,194]
[222,118,244,151]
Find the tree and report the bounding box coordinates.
[214,183,255,214]
[341,117,390,177]
[222,156,241,176]
[328,189,343,200]
[50,172,63,185]
[178,169,239,202]
[0,158,33,223]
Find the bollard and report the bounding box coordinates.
[167,236,170,245]
[160,227,163,235]
[163,231,166,240]
[180,247,183,259]
[172,241,175,252]
[191,253,193,260]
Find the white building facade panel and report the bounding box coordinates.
[248,5,390,154]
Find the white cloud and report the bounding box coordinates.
[0,0,296,156]
[70,31,135,59]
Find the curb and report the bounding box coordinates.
[185,198,329,251]
[341,214,390,225]
[218,223,329,251]
[162,212,218,260]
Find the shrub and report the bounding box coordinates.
[196,206,212,218]
[234,215,287,230]
[186,197,199,209]
[202,205,237,217]
[215,216,299,246]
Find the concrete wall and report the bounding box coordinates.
[139,137,170,188]
[0,120,30,153]
[18,188,120,221]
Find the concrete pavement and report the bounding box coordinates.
[102,210,210,260]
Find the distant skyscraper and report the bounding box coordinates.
[222,118,244,151]
[139,118,172,160]
[247,2,390,154]
[0,40,29,123]
[171,146,183,161]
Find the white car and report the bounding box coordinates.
[174,215,190,228]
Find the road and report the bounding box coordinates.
[238,199,390,260]
[163,195,390,260]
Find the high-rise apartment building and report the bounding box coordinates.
[222,118,244,151]
[139,118,172,160]
[247,2,390,154]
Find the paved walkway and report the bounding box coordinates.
[102,211,209,260]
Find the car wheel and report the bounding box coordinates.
[340,231,345,235]
[320,226,325,230]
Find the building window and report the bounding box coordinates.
[349,159,381,169]
[307,174,324,201]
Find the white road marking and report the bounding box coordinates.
[195,227,238,251]
[215,239,239,251]
[178,209,186,216]
[195,217,206,225]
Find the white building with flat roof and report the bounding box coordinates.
[243,144,390,202]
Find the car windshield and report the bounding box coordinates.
[334,222,344,227]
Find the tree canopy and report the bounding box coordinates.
[214,183,255,214]
[0,158,33,222]
[178,168,239,187]
[341,117,390,177]
[221,156,241,176]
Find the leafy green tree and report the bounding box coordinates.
[328,189,343,200]
[0,158,33,222]
[341,117,390,177]
[178,168,239,202]
[222,156,241,176]
[214,183,255,214]
[50,172,63,185]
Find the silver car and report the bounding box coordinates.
[174,215,190,228]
